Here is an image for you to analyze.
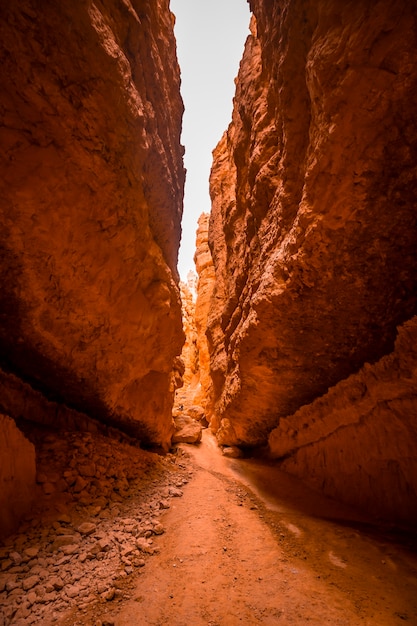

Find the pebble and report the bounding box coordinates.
[22,576,39,591]
[77,522,96,535]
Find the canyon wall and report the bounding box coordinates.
[269,316,417,523]
[0,0,185,451]
[193,214,215,414]
[207,0,417,518]
[178,277,198,389]
[0,414,36,537]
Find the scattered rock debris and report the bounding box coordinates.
[0,427,192,626]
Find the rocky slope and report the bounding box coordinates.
[207,0,417,518]
[0,424,190,625]
[0,0,185,455]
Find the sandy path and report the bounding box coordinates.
[110,431,417,625]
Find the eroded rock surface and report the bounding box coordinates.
[208,1,417,451]
[0,415,36,538]
[269,316,417,523]
[0,0,185,450]
[193,214,215,418]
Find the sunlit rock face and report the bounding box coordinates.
[0,0,185,449]
[178,278,198,389]
[193,214,215,418]
[0,414,36,537]
[270,316,417,523]
[208,0,417,450]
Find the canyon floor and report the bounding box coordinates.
[1,427,417,626]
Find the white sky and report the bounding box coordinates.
[170,0,251,279]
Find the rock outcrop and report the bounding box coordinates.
[0,0,185,450]
[0,414,36,537]
[178,276,198,389]
[269,316,417,523]
[208,0,417,448]
[193,214,215,416]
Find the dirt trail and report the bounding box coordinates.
[110,431,417,626]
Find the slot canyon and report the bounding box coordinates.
[0,0,416,624]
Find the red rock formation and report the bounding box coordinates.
[178,276,198,389]
[0,414,36,537]
[208,1,417,453]
[0,0,185,449]
[193,214,215,417]
[269,316,417,522]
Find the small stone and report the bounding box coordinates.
[42,482,56,495]
[61,544,79,555]
[97,537,111,552]
[222,446,244,459]
[51,535,78,551]
[22,575,39,591]
[79,463,96,477]
[26,591,37,605]
[73,476,89,493]
[96,582,107,594]
[6,579,21,592]
[90,506,102,517]
[1,560,12,571]
[102,587,115,601]
[169,487,183,497]
[77,522,96,535]
[66,584,83,599]
[24,547,40,559]
[159,500,170,509]
[50,576,64,591]
[152,523,165,535]
[38,591,57,603]
[121,543,136,557]
[9,551,22,565]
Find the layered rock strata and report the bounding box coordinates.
[208,1,417,452]
[0,0,185,449]
[269,316,417,523]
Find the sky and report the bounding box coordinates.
[170,0,251,279]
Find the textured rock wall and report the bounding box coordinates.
[0,0,185,449]
[193,214,215,415]
[178,277,198,389]
[269,317,417,523]
[208,0,417,450]
[0,414,36,537]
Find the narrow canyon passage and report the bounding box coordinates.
[1,1,417,624]
[105,433,417,626]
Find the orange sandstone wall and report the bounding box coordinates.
[178,278,198,389]
[208,0,417,451]
[269,316,417,523]
[0,0,185,449]
[0,414,36,537]
[193,214,215,416]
